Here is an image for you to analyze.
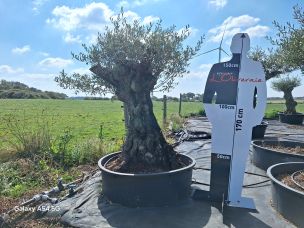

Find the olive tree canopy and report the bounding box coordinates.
[55,11,203,173]
[249,47,291,80]
[270,5,304,73]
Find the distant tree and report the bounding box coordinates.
[186,92,195,101]
[0,80,28,90]
[272,75,301,114]
[0,80,67,99]
[55,10,203,172]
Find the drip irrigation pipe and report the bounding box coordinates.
[291,169,304,191]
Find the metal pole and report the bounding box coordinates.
[179,93,182,116]
[163,95,167,128]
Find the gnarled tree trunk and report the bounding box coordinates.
[117,91,179,173]
[283,90,297,114]
[92,63,181,173]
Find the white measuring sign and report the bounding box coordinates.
[203,33,267,209]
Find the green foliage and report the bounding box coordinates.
[2,113,53,160]
[98,124,103,140]
[8,184,27,197]
[249,47,291,80]
[271,75,301,92]
[198,109,206,116]
[51,129,73,167]
[169,114,184,132]
[264,109,280,119]
[0,158,82,197]
[270,5,304,73]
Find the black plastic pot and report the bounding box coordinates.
[98,152,196,207]
[267,162,304,227]
[252,140,304,171]
[252,121,268,139]
[278,112,304,125]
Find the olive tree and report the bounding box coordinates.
[55,12,203,173]
[272,76,301,114]
[249,47,291,80]
[270,5,304,73]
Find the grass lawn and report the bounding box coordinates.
[0,99,202,159]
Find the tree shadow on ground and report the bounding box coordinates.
[98,195,211,228]
[222,206,271,228]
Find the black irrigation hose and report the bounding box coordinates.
[192,167,270,188]
[194,167,211,171]
[243,179,270,188]
[192,179,270,188]
[172,130,211,148]
[192,180,210,186]
[244,171,269,178]
[291,169,304,191]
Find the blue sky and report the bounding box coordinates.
[0,0,303,98]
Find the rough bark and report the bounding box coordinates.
[113,91,179,173]
[283,90,297,114]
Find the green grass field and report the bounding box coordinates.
[0,99,303,156]
[0,99,202,154]
[0,99,303,198]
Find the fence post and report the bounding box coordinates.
[163,95,167,128]
[122,104,129,131]
[179,93,182,116]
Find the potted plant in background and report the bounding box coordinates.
[251,76,304,170]
[55,10,203,207]
[272,75,303,125]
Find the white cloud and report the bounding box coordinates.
[133,0,161,6]
[47,2,161,44]
[199,63,213,70]
[22,73,54,80]
[177,27,199,37]
[39,57,73,68]
[244,25,270,38]
[184,70,209,79]
[0,65,24,74]
[117,0,130,9]
[117,0,161,8]
[47,2,114,32]
[121,10,141,22]
[209,0,227,9]
[85,34,98,44]
[39,52,50,57]
[64,33,82,43]
[142,16,159,25]
[73,67,91,74]
[208,15,269,43]
[12,45,31,55]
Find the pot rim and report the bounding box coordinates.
[259,120,268,126]
[277,112,304,116]
[98,151,196,177]
[251,140,304,158]
[267,162,304,196]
